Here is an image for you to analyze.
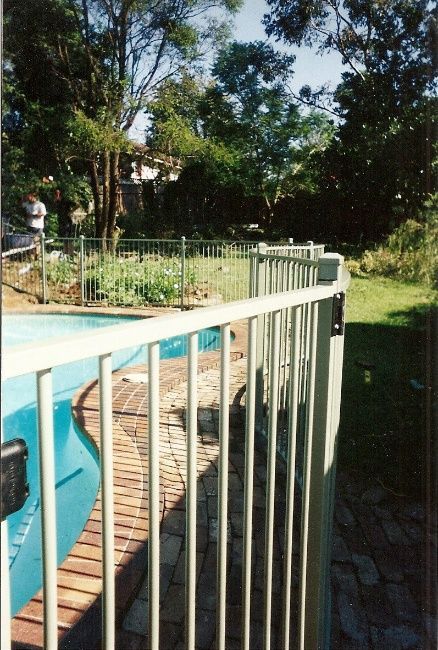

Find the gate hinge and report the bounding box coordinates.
[331,292,345,336]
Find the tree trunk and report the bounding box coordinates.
[89,160,101,237]
[263,193,275,226]
[108,150,120,245]
[99,150,111,244]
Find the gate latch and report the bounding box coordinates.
[1,439,29,521]
[331,292,345,336]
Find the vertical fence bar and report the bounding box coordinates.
[36,368,58,650]
[1,519,11,650]
[99,353,115,650]
[281,306,301,650]
[41,233,47,304]
[216,323,230,650]
[298,301,318,650]
[148,341,160,650]
[186,332,198,650]
[207,243,211,306]
[180,236,186,310]
[249,251,256,299]
[255,244,267,433]
[241,316,258,650]
[301,254,346,650]
[263,309,281,650]
[79,235,85,305]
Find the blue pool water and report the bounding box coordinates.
[3,313,220,615]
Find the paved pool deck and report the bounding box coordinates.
[6,306,436,650]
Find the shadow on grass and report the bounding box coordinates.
[339,311,432,498]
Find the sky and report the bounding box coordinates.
[232,0,345,94]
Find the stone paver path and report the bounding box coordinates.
[111,356,436,650]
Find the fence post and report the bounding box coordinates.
[79,235,85,306]
[255,243,268,433]
[180,236,186,310]
[299,253,346,650]
[41,233,48,304]
[306,240,314,259]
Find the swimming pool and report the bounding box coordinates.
[3,313,220,615]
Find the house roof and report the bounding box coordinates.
[130,142,182,170]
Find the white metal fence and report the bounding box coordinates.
[2,251,349,650]
[2,236,324,308]
[249,246,322,469]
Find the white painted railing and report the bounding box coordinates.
[265,240,324,260]
[249,245,321,463]
[2,252,349,650]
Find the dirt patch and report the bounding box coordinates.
[2,284,40,310]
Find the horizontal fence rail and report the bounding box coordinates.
[265,241,324,260]
[1,232,44,300]
[2,235,323,308]
[2,252,349,650]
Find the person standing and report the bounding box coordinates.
[22,191,46,234]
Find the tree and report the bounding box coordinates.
[4,0,242,240]
[145,74,243,231]
[264,0,433,85]
[264,0,436,239]
[2,1,90,221]
[147,42,335,229]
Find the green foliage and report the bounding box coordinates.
[45,257,78,287]
[67,110,130,157]
[346,196,438,285]
[52,173,93,209]
[85,256,197,306]
[44,213,60,238]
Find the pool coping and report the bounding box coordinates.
[8,310,247,649]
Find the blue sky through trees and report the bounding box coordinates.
[130,0,346,139]
[233,0,345,94]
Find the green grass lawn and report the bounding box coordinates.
[339,276,436,497]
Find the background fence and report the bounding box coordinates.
[2,235,324,308]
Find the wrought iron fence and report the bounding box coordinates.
[2,235,324,308]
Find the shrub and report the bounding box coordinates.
[344,259,364,276]
[45,256,77,287]
[84,255,197,306]
[347,196,438,286]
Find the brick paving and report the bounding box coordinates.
[9,316,437,649]
[116,356,436,650]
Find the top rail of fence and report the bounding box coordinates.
[3,282,345,380]
[265,243,324,258]
[251,251,319,266]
